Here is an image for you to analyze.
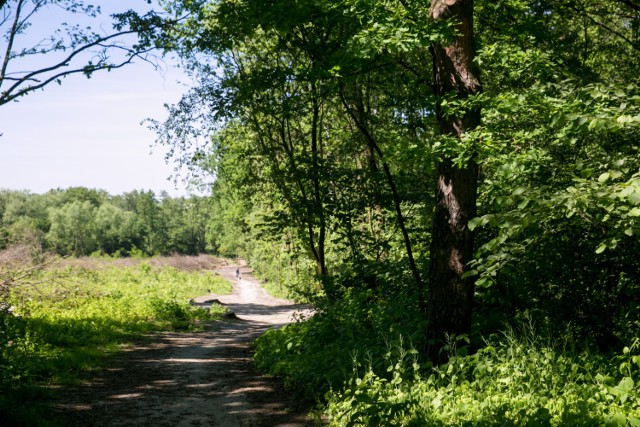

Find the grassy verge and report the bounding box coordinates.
[255,286,640,426]
[0,256,232,426]
[325,332,640,426]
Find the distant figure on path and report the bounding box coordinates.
[235,268,240,279]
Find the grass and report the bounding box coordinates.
[0,254,232,426]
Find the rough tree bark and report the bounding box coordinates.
[427,0,482,361]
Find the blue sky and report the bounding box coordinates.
[0,2,198,197]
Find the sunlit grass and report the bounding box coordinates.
[0,256,232,425]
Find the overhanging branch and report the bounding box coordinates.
[0,4,175,107]
[0,28,155,106]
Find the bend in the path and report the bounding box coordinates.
[195,264,312,327]
[52,263,314,427]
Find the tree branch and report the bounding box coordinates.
[569,1,640,52]
[615,0,640,12]
[0,0,25,87]
[339,86,424,296]
[0,5,172,106]
[0,28,155,106]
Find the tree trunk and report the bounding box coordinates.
[427,0,482,361]
[310,85,327,276]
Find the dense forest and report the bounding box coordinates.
[2,0,640,424]
[147,0,640,424]
[0,188,212,257]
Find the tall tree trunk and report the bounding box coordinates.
[310,85,327,276]
[427,0,482,361]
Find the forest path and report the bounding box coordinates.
[53,263,314,427]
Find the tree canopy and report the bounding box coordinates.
[149,0,640,357]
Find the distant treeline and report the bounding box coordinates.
[0,187,211,257]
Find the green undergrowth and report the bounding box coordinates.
[261,279,299,300]
[255,286,640,426]
[326,332,640,426]
[255,276,426,400]
[0,261,231,426]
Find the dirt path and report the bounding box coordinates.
[52,264,314,427]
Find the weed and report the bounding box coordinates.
[325,328,640,426]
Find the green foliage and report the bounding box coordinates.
[94,203,137,254]
[0,188,213,257]
[254,264,424,400]
[47,200,98,256]
[255,270,640,425]
[152,0,640,423]
[153,0,436,296]
[325,328,640,426]
[0,259,231,423]
[248,237,319,301]
[463,78,640,347]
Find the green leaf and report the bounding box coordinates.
[462,269,478,279]
[629,207,640,217]
[575,116,588,127]
[598,172,610,183]
[606,414,628,427]
[628,416,640,427]
[595,243,607,254]
[476,277,492,288]
[468,217,483,231]
[581,168,594,179]
[617,376,634,391]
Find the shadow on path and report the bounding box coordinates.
[52,264,314,427]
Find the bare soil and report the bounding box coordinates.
[51,263,315,427]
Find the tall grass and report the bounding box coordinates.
[0,257,231,426]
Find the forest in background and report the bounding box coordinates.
[0,188,212,257]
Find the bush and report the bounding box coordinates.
[254,267,425,401]
[255,271,640,426]
[326,329,640,426]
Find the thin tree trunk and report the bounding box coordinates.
[311,85,327,276]
[427,0,482,361]
[339,88,424,299]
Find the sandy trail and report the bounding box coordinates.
[53,264,313,427]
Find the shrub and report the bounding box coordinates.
[254,271,425,401]
[325,330,640,426]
